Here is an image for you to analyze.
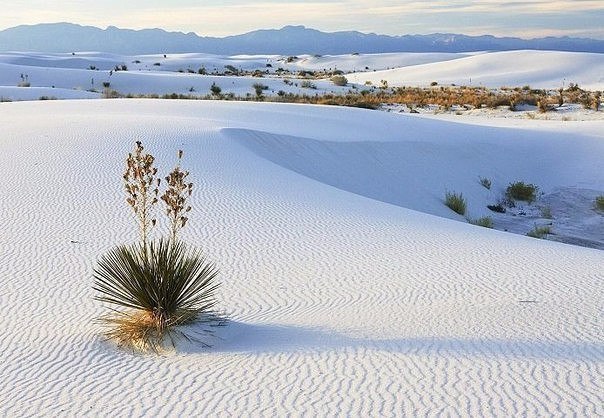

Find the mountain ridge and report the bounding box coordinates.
[1,22,603,55]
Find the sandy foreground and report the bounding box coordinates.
[0,100,602,416]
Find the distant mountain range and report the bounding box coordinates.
[1,23,603,55]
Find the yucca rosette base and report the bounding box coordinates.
[93,239,220,352]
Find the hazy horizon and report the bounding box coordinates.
[1,0,603,40]
[3,21,604,42]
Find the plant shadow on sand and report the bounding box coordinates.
[178,320,603,361]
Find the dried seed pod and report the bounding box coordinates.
[123,141,159,248]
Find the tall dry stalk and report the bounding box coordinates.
[123,141,159,249]
[161,150,193,242]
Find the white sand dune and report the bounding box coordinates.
[0,61,349,98]
[4,50,603,102]
[348,50,604,90]
[0,100,602,416]
[0,51,469,73]
[281,52,472,72]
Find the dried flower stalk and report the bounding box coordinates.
[123,141,159,248]
[161,150,193,241]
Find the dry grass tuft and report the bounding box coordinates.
[445,191,467,215]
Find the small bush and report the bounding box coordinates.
[18,73,30,87]
[210,82,222,96]
[301,80,317,89]
[102,88,122,99]
[445,191,467,215]
[506,181,538,203]
[540,206,553,219]
[331,75,348,86]
[479,176,491,190]
[526,225,551,239]
[224,65,239,75]
[595,195,604,211]
[252,82,269,97]
[469,216,493,228]
[487,204,506,213]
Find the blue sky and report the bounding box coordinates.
[2,0,603,39]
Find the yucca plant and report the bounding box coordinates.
[94,239,220,351]
[94,142,223,352]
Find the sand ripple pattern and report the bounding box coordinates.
[0,100,602,417]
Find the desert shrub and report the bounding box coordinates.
[300,80,317,89]
[252,82,269,97]
[537,99,548,113]
[102,88,122,99]
[479,176,491,190]
[487,204,506,213]
[224,65,239,75]
[445,191,467,215]
[469,216,493,228]
[94,143,222,352]
[526,225,551,239]
[331,75,348,86]
[210,82,222,96]
[38,96,57,100]
[506,181,538,203]
[540,206,553,219]
[344,102,378,110]
[593,92,602,111]
[18,73,30,87]
[595,195,604,211]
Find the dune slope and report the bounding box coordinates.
[348,50,604,89]
[0,100,602,416]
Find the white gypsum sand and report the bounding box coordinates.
[347,50,604,90]
[0,99,602,416]
[1,50,603,102]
